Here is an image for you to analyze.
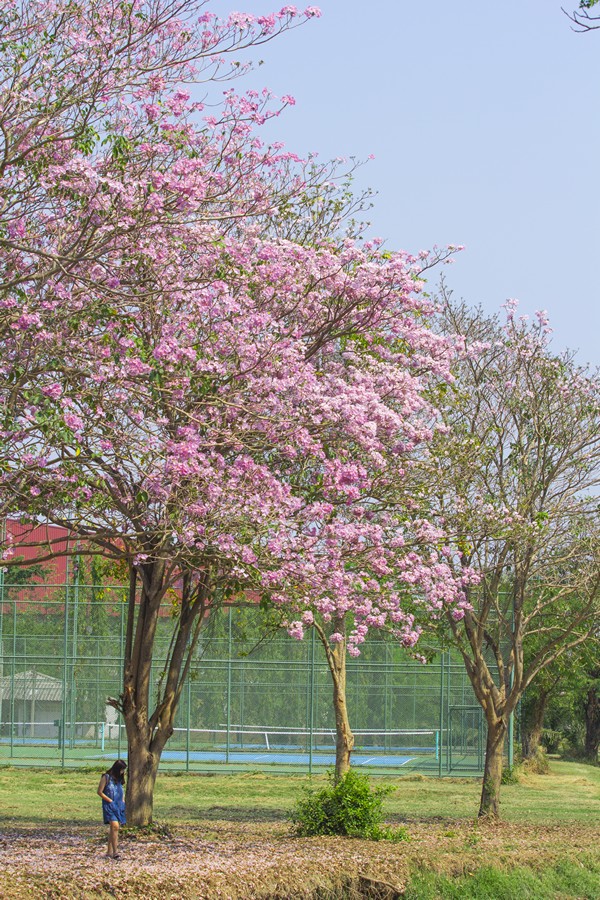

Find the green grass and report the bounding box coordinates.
[1,761,599,898]
[403,859,600,899]
[1,759,599,826]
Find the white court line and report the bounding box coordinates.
[358,756,415,766]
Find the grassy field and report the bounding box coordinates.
[0,760,599,898]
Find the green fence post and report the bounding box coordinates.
[61,557,70,770]
[118,598,124,760]
[186,671,191,772]
[0,519,5,679]
[226,607,232,764]
[240,655,246,750]
[308,626,315,776]
[508,595,515,770]
[384,642,390,751]
[10,599,16,758]
[70,553,80,749]
[438,651,443,777]
[446,652,451,774]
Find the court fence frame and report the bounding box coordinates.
[0,581,509,776]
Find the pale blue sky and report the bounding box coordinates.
[207,1,600,366]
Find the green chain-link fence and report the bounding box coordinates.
[0,583,496,775]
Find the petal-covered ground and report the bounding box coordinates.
[1,819,599,899]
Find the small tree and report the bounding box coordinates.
[421,293,600,818]
[520,622,598,760]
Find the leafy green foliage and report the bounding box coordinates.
[500,765,520,785]
[290,769,409,841]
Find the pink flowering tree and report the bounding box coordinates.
[422,291,600,818]
[0,0,471,821]
[270,430,479,780]
[0,0,323,562]
[4,223,466,814]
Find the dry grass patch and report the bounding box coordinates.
[0,817,598,899]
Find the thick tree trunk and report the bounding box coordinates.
[479,715,507,819]
[331,637,354,781]
[583,682,600,763]
[521,691,548,759]
[125,729,161,826]
[114,561,208,826]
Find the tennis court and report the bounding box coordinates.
[157,748,415,767]
[0,599,495,776]
[1,723,476,774]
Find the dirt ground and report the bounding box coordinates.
[1,818,599,900]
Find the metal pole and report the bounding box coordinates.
[438,651,444,777]
[446,651,451,774]
[118,598,124,759]
[383,642,389,751]
[10,600,16,757]
[30,668,36,739]
[186,669,191,773]
[61,557,70,769]
[96,637,100,748]
[239,656,245,750]
[70,553,80,748]
[0,518,5,678]
[226,607,232,764]
[308,626,315,776]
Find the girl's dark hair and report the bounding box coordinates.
[106,759,127,784]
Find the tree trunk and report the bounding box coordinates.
[113,561,208,826]
[583,682,600,763]
[479,715,507,819]
[331,636,354,781]
[125,727,160,826]
[521,691,548,759]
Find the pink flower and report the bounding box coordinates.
[41,383,63,399]
[287,621,304,640]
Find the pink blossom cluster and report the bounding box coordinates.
[0,0,473,661]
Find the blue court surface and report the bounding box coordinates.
[149,749,414,767]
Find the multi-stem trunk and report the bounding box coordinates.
[314,619,354,781]
[112,560,208,826]
[479,712,507,819]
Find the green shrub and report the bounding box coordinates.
[501,765,520,784]
[290,769,409,841]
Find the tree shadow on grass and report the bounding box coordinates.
[164,804,288,823]
[0,817,95,828]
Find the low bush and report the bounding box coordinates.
[290,769,409,841]
[522,746,550,775]
[500,765,520,784]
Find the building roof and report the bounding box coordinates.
[0,669,63,702]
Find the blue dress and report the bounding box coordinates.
[101,774,126,825]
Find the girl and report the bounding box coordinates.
[97,759,127,859]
